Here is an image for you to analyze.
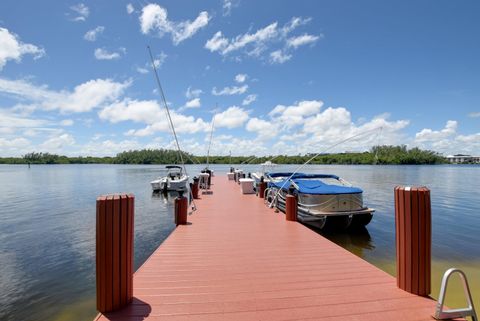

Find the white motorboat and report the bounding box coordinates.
[251,161,277,185]
[151,165,189,192]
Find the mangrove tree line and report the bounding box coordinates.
[0,145,447,165]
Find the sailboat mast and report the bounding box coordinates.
[147,46,185,168]
[206,108,216,169]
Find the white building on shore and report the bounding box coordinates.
[446,154,480,164]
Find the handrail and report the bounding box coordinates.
[433,268,477,321]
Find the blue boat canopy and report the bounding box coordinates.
[269,177,363,195]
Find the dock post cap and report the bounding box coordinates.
[288,184,296,195]
[395,185,429,191]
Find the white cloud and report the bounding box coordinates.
[468,112,480,118]
[94,48,124,60]
[205,22,278,55]
[140,4,210,45]
[235,73,247,83]
[0,137,32,156]
[56,79,130,113]
[0,28,45,70]
[192,136,269,156]
[60,119,74,126]
[412,121,480,155]
[212,85,248,96]
[205,31,229,52]
[126,3,134,14]
[454,133,480,156]
[270,50,291,64]
[22,128,63,138]
[80,139,146,156]
[99,99,162,124]
[69,3,89,22]
[214,106,249,128]
[0,78,61,103]
[185,86,202,99]
[415,120,457,142]
[84,26,105,41]
[184,98,201,109]
[136,67,149,74]
[99,99,210,135]
[303,107,351,133]
[287,34,320,49]
[242,94,257,106]
[246,117,277,140]
[0,110,47,128]
[39,133,75,151]
[262,100,410,153]
[152,51,167,68]
[0,77,130,113]
[136,51,167,73]
[270,100,323,127]
[223,0,239,16]
[456,133,480,145]
[205,16,312,61]
[281,17,312,36]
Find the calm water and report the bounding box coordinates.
[0,164,479,320]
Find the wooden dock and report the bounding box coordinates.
[95,175,441,321]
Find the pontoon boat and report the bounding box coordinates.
[265,173,375,230]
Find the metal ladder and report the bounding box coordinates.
[434,268,477,321]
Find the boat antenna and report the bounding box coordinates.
[267,154,281,163]
[229,150,232,165]
[246,156,258,164]
[373,126,383,165]
[147,45,196,212]
[268,126,384,208]
[206,112,215,169]
[185,152,201,164]
[240,155,256,165]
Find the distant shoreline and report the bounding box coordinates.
[0,145,454,165]
[2,163,477,166]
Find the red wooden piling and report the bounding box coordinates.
[175,195,188,225]
[258,182,267,199]
[192,178,199,199]
[394,186,431,296]
[285,194,297,221]
[96,194,134,313]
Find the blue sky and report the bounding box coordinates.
[0,0,479,157]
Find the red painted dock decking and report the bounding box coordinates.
[96,176,442,321]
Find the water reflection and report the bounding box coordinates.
[151,190,177,202]
[0,164,479,320]
[307,225,376,258]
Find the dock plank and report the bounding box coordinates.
[96,176,441,321]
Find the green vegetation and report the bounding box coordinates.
[0,152,114,165]
[203,145,446,165]
[0,145,447,165]
[115,149,189,164]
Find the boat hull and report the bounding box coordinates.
[267,187,375,230]
[151,175,189,192]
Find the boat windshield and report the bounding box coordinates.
[317,177,347,186]
[297,177,352,187]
